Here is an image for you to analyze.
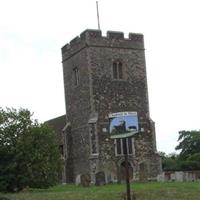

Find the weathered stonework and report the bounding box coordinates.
[61,29,162,184]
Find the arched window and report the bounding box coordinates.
[113,61,123,79]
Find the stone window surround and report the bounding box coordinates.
[114,137,135,156]
[112,60,123,80]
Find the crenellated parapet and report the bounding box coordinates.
[61,29,144,61]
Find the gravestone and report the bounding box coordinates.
[80,174,91,187]
[95,171,106,186]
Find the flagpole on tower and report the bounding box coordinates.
[96,1,101,30]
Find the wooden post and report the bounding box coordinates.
[123,138,131,200]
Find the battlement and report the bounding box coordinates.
[62,29,144,61]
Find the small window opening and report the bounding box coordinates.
[113,61,123,79]
[73,68,79,86]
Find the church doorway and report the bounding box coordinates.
[119,161,133,182]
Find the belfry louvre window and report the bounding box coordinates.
[73,67,79,86]
[113,61,123,79]
[115,138,134,155]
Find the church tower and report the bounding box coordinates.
[61,29,161,184]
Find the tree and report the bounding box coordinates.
[0,108,62,192]
[175,130,200,158]
[16,124,63,188]
[179,153,200,170]
[159,130,200,172]
[188,152,200,162]
[160,152,181,171]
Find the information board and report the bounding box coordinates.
[109,112,139,139]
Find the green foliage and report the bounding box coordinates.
[175,130,200,158]
[0,108,33,192]
[188,152,200,162]
[0,108,62,192]
[161,153,181,171]
[17,124,62,188]
[179,160,200,171]
[161,130,200,171]
[180,153,200,170]
[162,154,200,171]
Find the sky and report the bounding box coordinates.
[0,0,200,154]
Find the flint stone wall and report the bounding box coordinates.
[62,29,161,184]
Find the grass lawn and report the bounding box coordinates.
[0,182,200,200]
